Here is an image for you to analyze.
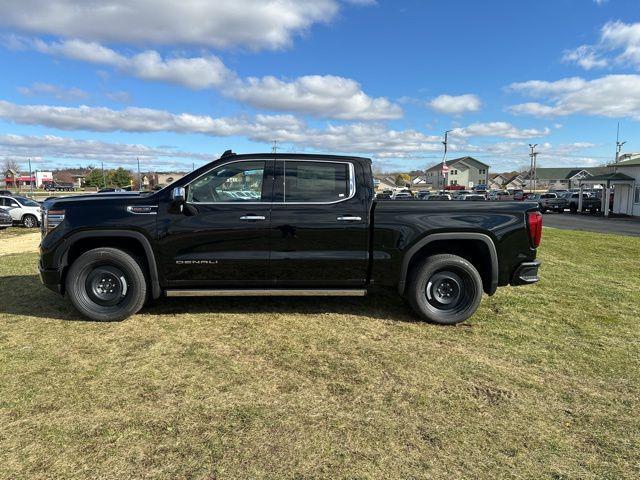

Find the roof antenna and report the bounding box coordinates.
[271,139,279,153]
[221,149,235,158]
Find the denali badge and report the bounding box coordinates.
[176,260,219,265]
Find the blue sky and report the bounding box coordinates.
[1,0,640,173]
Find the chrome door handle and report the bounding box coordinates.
[337,216,362,221]
[240,215,266,221]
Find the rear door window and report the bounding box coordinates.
[283,161,351,203]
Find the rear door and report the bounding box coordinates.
[269,158,369,287]
[158,159,274,287]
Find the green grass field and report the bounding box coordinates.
[1,228,639,479]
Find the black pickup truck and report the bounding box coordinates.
[39,151,542,325]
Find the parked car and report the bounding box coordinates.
[43,181,76,192]
[39,151,542,325]
[562,192,601,214]
[392,188,413,199]
[0,207,13,229]
[393,192,413,200]
[417,190,431,199]
[531,193,567,213]
[460,194,486,201]
[0,189,13,196]
[0,195,41,227]
[487,190,513,201]
[376,189,393,200]
[425,194,452,200]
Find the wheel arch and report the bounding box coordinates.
[397,232,499,296]
[57,230,161,299]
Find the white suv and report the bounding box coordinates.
[0,195,42,228]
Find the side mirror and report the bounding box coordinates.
[171,187,186,203]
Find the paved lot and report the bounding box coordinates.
[543,212,640,237]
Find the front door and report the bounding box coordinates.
[269,159,369,287]
[158,159,273,287]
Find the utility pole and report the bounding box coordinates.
[440,130,452,192]
[615,122,626,163]
[101,161,106,188]
[272,139,279,153]
[137,156,141,191]
[528,144,538,193]
[28,157,33,196]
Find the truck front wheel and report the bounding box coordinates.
[407,254,483,325]
[65,247,147,321]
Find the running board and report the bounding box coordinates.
[165,289,367,297]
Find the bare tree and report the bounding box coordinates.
[2,158,21,173]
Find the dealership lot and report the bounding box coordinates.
[542,213,640,237]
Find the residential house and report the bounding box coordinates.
[503,173,525,190]
[488,173,507,190]
[423,157,490,189]
[374,176,396,191]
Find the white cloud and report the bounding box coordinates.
[450,121,550,139]
[0,0,341,51]
[564,21,640,70]
[25,38,233,90]
[562,45,608,70]
[17,82,88,101]
[228,75,402,120]
[427,94,481,115]
[16,37,401,120]
[0,100,436,156]
[0,133,215,166]
[508,74,640,119]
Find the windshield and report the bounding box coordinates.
[14,196,40,207]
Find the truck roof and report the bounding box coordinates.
[218,151,372,163]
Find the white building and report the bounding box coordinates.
[580,154,639,217]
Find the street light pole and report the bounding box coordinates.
[528,144,538,193]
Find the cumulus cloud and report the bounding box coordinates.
[17,82,88,101]
[0,133,215,165]
[507,74,640,119]
[427,94,481,115]
[14,37,401,120]
[228,75,402,120]
[450,121,550,139]
[0,100,438,156]
[563,20,640,70]
[0,0,341,51]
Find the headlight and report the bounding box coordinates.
[42,209,65,236]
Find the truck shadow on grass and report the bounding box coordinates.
[0,274,418,323]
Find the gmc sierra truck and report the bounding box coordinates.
[39,151,542,325]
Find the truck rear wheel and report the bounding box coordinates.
[65,247,147,321]
[406,254,483,325]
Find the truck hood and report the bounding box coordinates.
[43,192,154,208]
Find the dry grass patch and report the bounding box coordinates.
[0,227,639,479]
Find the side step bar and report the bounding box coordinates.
[166,289,367,297]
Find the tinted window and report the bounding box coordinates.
[14,196,39,207]
[284,161,350,203]
[188,161,265,203]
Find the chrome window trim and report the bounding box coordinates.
[185,158,357,206]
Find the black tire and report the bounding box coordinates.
[406,254,483,325]
[540,207,547,214]
[65,247,147,321]
[22,214,38,228]
[570,206,577,214]
[557,208,564,214]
